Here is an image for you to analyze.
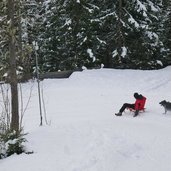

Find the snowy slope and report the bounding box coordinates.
[1,67,171,171]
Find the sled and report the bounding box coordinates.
[126,107,146,113]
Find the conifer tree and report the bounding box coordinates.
[161,0,171,66]
[28,0,170,70]
[38,0,101,71]
[113,0,164,69]
[0,1,9,75]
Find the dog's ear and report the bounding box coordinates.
[159,101,163,104]
[159,100,166,105]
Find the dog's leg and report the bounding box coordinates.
[164,108,167,114]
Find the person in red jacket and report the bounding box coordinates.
[115,93,146,117]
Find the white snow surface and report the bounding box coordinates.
[1,67,171,171]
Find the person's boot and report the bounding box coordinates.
[115,112,122,116]
[133,110,139,117]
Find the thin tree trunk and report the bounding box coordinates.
[7,0,19,132]
[118,0,123,62]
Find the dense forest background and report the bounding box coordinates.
[0,0,171,79]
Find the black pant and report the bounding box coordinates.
[119,103,135,113]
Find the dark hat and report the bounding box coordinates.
[134,92,139,98]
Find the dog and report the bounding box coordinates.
[159,100,171,114]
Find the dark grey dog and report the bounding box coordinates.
[159,100,171,114]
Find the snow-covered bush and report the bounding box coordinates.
[0,130,27,159]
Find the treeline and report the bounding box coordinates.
[0,0,171,77]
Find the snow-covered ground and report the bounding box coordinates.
[1,67,171,171]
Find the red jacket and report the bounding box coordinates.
[135,96,146,110]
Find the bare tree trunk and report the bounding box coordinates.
[7,0,19,132]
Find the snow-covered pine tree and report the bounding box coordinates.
[0,0,38,81]
[0,1,9,78]
[114,0,165,69]
[90,0,118,68]
[87,0,165,69]
[38,0,101,71]
[19,0,43,77]
[26,0,170,70]
[37,0,68,71]
[161,0,171,66]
